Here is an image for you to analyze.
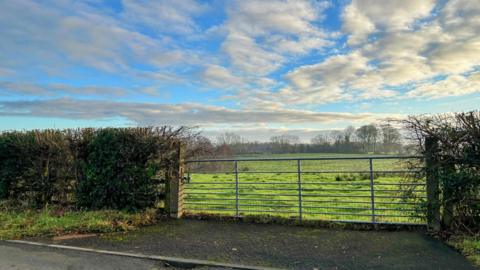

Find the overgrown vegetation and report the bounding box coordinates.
[0,127,189,210]
[448,236,480,267]
[404,111,479,232]
[404,111,480,266]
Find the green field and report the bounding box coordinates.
[184,153,427,224]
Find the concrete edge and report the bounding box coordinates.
[5,240,284,270]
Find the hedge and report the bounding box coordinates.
[0,127,183,210]
[404,111,480,232]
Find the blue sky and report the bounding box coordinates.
[0,0,479,141]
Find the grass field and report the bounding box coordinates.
[184,153,427,224]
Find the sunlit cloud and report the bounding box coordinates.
[0,0,479,136]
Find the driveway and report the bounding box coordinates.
[22,219,476,270]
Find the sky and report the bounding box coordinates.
[0,0,479,142]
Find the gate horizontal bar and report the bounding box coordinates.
[184,187,233,190]
[186,155,423,163]
[187,208,235,211]
[238,209,299,214]
[302,194,427,198]
[184,202,233,206]
[187,181,426,186]
[302,206,372,211]
[187,170,422,174]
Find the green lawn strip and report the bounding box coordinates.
[448,235,480,267]
[0,207,157,240]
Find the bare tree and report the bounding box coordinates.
[356,125,369,152]
[344,125,356,143]
[270,134,300,145]
[270,135,300,153]
[329,130,344,144]
[311,134,329,145]
[216,132,243,146]
[367,124,379,153]
[380,123,401,153]
[356,124,378,153]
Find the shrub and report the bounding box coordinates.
[0,127,188,211]
[76,128,163,210]
[0,130,74,206]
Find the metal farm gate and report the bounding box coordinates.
[182,156,427,225]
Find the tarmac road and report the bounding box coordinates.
[0,242,227,270]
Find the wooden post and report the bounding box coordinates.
[165,141,185,218]
[441,163,455,228]
[425,136,440,231]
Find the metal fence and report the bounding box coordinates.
[183,156,426,225]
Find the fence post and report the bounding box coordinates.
[297,159,303,223]
[235,160,239,218]
[425,136,440,231]
[369,158,376,224]
[165,141,185,219]
[442,163,455,228]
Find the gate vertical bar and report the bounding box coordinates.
[234,160,239,218]
[297,159,303,223]
[369,158,376,223]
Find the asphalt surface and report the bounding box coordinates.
[26,219,477,270]
[0,242,227,270]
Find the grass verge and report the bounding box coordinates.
[0,206,158,240]
[448,235,480,267]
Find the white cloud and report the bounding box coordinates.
[341,3,375,45]
[278,51,386,104]
[0,0,195,76]
[267,0,480,107]
[202,65,245,89]
[342,0,436,45]
[222,0,330,75]
[407,72,480,99]
[121,0,208,35]
[222,32,284,75]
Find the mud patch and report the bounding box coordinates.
[53,233,97,241]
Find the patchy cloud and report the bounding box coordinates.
[0,0,194,76]
[342,0,436,45]
[221,0,330,75]
[0,98,396,128]
[121,0,208,35]
[258,0,480,106]
[202,64,246,89]
[407,72,480,98]
[0,0,479,136]
[0,82,127,97]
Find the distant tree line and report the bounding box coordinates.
[191,123,406,158]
